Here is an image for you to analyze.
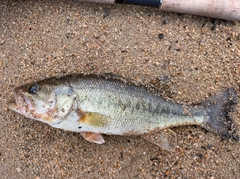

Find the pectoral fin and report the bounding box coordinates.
[80,132,105,144]
[78,111,109,128]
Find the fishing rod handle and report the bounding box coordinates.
[80,0,240,21]
[159,0,240,21]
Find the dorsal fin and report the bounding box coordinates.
[147,75,173,98]
[71,73,173,98]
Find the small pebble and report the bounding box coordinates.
[158,33,164,40]
[0,39,5,45]
[103,8,110,18]
[162,20,169,25]
[16,168,21,172]
[211,25,216,31]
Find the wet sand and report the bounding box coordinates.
[0,0,240,178]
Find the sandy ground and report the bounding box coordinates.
[1,0,240,178]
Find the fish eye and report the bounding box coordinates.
[28,84,40,95]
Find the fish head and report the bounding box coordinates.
[9,78,76,125]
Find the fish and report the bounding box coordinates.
[8,74,239,145]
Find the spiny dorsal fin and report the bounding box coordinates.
[99,73,173,98]
[147,75,173,98]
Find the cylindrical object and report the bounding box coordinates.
[79,0,240,21]
[159,0,240,21]
[81,0,115,4]
[120,0,161,7]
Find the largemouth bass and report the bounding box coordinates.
[8,74,239,144]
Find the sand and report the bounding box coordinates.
[0,0,240,178]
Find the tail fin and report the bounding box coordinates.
[202,88,239,141]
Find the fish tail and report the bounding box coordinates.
[201,88,239,141]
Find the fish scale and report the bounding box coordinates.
[71,77,204,134]
[8,74,239,144]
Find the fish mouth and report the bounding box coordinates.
[8,88,34,114]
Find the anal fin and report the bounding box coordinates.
[143,129,177,151]
[80,132,105,144]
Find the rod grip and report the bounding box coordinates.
[159,0,240,21]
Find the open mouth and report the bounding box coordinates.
[8,88,33,115]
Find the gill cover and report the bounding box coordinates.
[47,83,77,123]
[10,79,76,125]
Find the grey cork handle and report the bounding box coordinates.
[159,0,240,21]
